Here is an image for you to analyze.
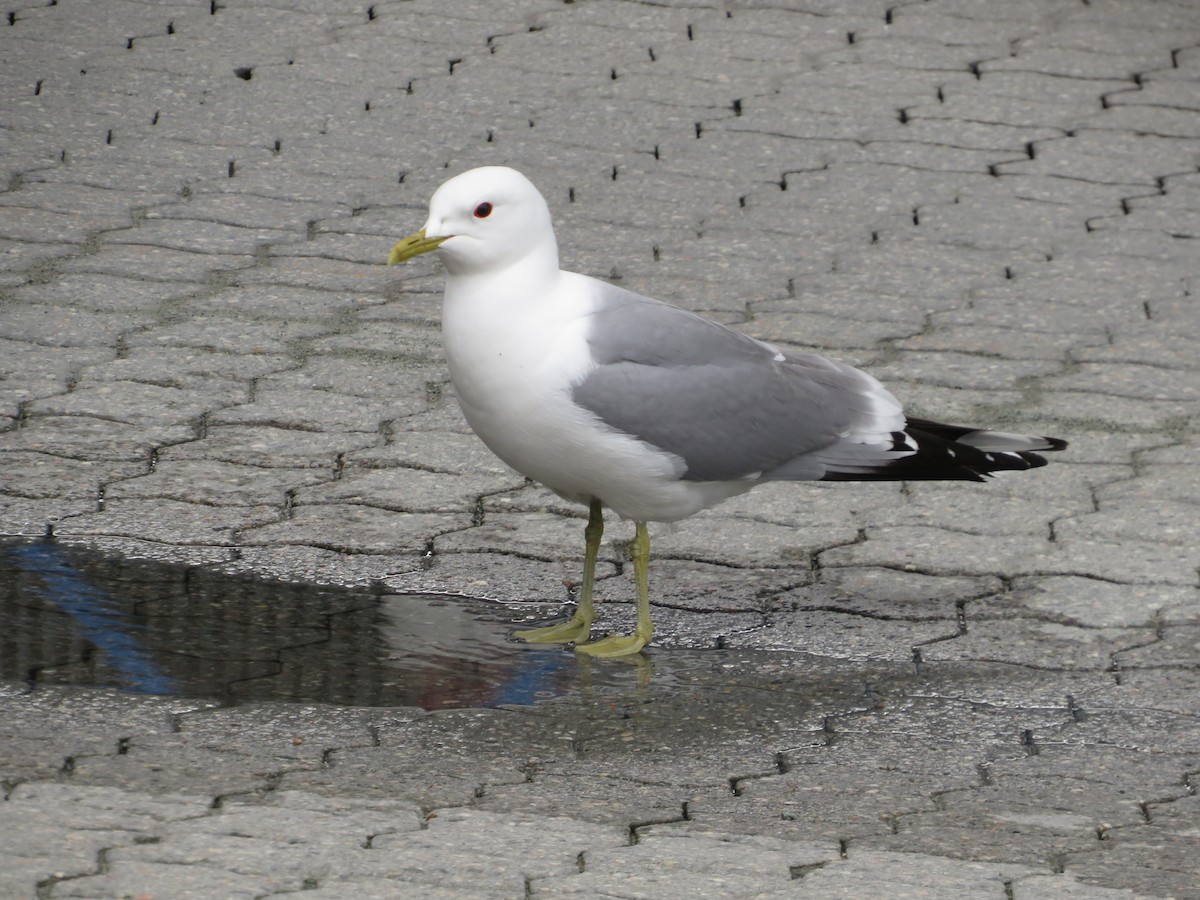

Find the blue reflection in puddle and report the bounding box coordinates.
[1,540,580,709]
[10,542,179,696]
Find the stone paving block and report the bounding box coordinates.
[160,424,377,469]
[66,729,291,798]
[1041,703,1200,756]
[209,387,407,433]
[1065,866,1200,900]
[0,452,147,500]
[919,618,1152,671]
[1011,873,1148,899]
[182,284,382,321]
[0,684,208,783]
[296,465,530,515]
[104,457,329,506]
[0,416,194,464]
[385,551,610,605]
[787,850,1042,899]
[27,379,247,427]
[392,806,628,878]
[105,216,303,255]
[1092,205,1200,239]
[1057,499,1198,547]
[77,346,293,388]
[358,285,445,326]
[437,511,622,563]
[0,484,86,529]
[1033,391,1195,433]
[872,486,1080,537]
[254,354,434,404]
[10,272,200,313]
[936,290,1151,334]
[178,703,391,757]
[232,254,406,294]
[283,733,537,808]
[594,557,808,612]
[988,745,1198,810]
[868,351,1064,392]
[1099,468,1200,506]
[55,498,281,546]
[728,765,954,834]
[1114,627,1200,670]
[745,307,924,351]
[0,238,81,272]
[1045,363,1200,404]
[816,566,1003,616]
[895,324,1107,360]
[242,504,470,555]
[977,576,1193,630]
[306,319,446,362]
[1063,827,1200,898]
[268,228,389,267]
[817,688,1074,751]
[653,512,861,569]
[2,782,210,899]
[102,806,430,891]
[8,781,210,837]
[0,203,128,245]
[855,820,1103,872]
[48,860,277,898]
[347,430,523,477]
[728,610,957,660]
[306,881,516,900]
[0,303,148,348]
[1074,330,1200,370]
[145,191,353,232]
[819,525,1059,578]
[538,830,834,898]
[1039,536,1196,587]
[1113,668,1200,718]
[1099,102,1200,140]
[122,315,334,354]
[477,776,689,834]
[58,242,259,281]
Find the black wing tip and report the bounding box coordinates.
[819,423,1067,484]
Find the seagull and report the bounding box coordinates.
[387,166,1066,658]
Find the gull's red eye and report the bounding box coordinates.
[473,202,493,219]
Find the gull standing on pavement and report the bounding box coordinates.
[388,166,1066,658]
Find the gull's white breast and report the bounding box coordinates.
[440,271,750,521]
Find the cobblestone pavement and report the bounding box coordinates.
[2,0,1199,897]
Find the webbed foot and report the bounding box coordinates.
[514,614,592,645]
[574,630,650,658]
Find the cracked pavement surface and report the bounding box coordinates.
[1,0,1198,897]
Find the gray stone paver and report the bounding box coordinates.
[2,1,1198,898]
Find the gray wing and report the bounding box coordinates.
[572,286,897,482]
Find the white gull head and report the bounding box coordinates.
[405,166,559,278]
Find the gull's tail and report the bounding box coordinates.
[817,418,1068,483]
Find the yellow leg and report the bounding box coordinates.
[575,521,654,658]
[514,498,603,645]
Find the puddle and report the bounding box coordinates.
[0,539,630,710]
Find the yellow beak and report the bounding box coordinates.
[387,229,449,266]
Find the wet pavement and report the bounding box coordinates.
[1,539,587,708]
[2,0,1199,897]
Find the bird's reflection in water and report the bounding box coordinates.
[1,539,651,710]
